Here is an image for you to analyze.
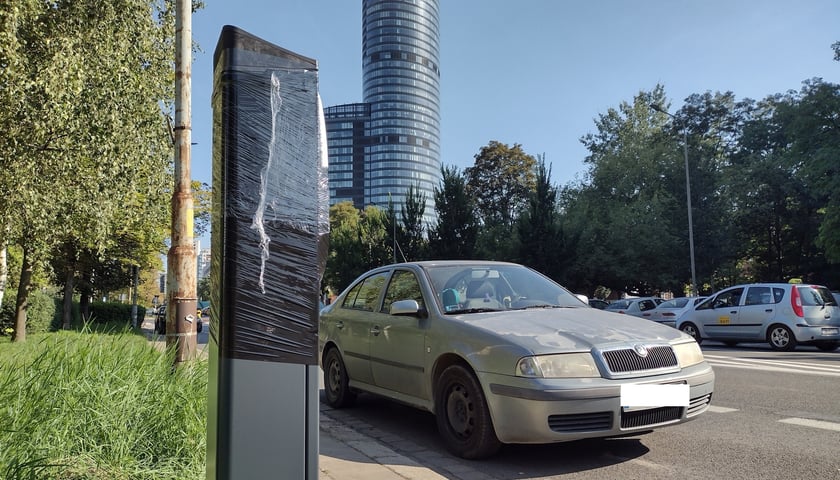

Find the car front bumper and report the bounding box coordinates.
[479,364,715,444]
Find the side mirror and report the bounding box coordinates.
[391,299,423,317]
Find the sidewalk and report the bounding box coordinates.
[319,409,450,480]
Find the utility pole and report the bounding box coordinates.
[167,0,197,363]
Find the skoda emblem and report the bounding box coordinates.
[633,344,649,358]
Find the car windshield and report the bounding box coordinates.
[423,264,585,314]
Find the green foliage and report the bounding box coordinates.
[400,184,428,262]
[465,141,537,229]
[89,301,136,325]
[0,289,60,336]
[324,202,391,293]
[428,165,478,260]
[0,0,178,340]
[0,331,207,479]
[516,158,572,284]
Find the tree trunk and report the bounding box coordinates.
[80,271,92,322]
[12,247,33,342]
[62,263,74,330]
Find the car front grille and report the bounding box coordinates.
[621,406,682,428]
[548,412,613,433]
[601,345,678,374]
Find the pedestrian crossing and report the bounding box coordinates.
[703,354,840,377]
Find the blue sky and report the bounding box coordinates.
[189,0,838,192]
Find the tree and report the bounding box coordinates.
[428,165,478,260]
[465,141,537,228]
[516,158,571,283]
[726,80,840,286]
[0,0,176,340]
[572,86,686,294]
[400,184,427,262]
[324,202,390,294]
[465,141,537,260]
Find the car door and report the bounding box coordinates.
[368,269,428,401]
[332,270,390,386]
[696,287,744,339]
[737,286,777,339]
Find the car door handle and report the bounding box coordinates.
[765,309,773,313]
[371,325,381,336]
[730,310,737,314]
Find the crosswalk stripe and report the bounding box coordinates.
[703,357,840,377]
[779,417,840,432]
[707,405,738,413]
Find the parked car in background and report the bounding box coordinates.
[677,283,840,351]
[154,304,203,334]
[647,297,707,328]
[588,298,610,309]
[604,297,664,319]
[320,261,714,459]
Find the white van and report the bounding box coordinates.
[676,283,840,351]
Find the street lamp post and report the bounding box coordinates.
[651,104,698,296]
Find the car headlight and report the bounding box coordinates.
[516,353,600,378]
[673,341,704,368]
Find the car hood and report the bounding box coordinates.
[460,307,689,353]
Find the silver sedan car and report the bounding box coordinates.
[319,261,715,459]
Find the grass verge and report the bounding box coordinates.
[0,328,207,479]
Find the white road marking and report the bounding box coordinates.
[779,417,840,432]
[703,355,840,377]
[707,405,739,413]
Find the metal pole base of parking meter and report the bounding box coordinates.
[207,26,328,480]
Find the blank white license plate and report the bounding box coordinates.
[621,384,689,408]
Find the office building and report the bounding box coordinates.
[326,0,441,226]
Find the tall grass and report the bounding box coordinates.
[0,328,207,479]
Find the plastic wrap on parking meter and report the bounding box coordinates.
[207,25,328,480]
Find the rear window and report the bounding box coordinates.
[797,286,837,306]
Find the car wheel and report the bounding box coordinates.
[767,325,797,351]
[815,342,839,352]
[323,348,356,408]
[680,323,702,344]
[434,364,501,459]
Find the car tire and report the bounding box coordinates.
[767,324,797,351]
[680,323,702,345]
[815,342,839,352]
[323,347,356,408]
[434,364,501,459]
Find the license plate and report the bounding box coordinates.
[822,328,839,335]
[620,384,689,408]
[718,316,730,325]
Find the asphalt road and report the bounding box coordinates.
[319,342,840,480]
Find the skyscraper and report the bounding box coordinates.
[326,0,441,226]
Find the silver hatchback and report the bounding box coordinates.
[319,261,714,459]
[676,283,840,351]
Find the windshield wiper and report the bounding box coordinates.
[512,304,564,310]
[445,307,503,314]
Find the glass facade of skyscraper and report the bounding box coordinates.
[326,0,441,226]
